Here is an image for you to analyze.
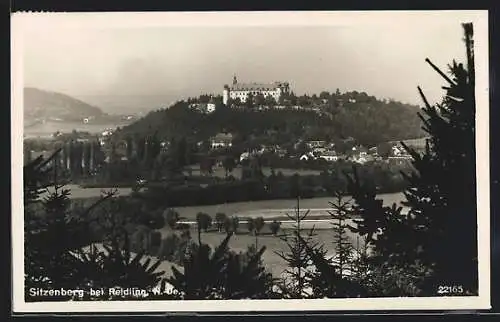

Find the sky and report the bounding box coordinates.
[18,11,480,113]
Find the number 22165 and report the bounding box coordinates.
[437,285,464,294]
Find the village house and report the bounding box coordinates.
[368,146,378,156]
[299,152,315,161]
[210,132,233,149]
[189,102,216,114]
[319,150,339,162]
[306,140,327,149]
[206,102,216,113]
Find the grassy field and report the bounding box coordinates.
[172,192,405,221]
[63,184,404,222]
[42,185,133,199]
[155,227,363,278]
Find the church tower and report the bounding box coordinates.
[232,75,237,85]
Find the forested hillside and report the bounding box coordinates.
[116,90,425,147]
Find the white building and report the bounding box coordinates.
[223,75,290,106]
[210,132,233,149]
[206,102,216,113]
[319,151,338,162]
[189,101,216,114]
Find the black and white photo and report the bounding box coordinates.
[11,10,490,313]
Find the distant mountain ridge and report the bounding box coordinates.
[24,87,106,123]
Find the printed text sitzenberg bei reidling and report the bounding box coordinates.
[29,287,177,299]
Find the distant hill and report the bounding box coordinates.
[24,87,106,123]
[73,94,177,115]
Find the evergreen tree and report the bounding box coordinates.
[167,235,277,299]
[400,22,478,294]
[346,23,478,295]
[328,191,355,279]
[24,150,165,301]
[275,178,316,298]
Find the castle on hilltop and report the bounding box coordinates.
[222,75,290,106]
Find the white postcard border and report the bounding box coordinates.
[11,10,491,313]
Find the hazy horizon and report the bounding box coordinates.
[22,13,469,114]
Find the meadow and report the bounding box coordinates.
[171,192,405,221]
[153,226,364,278]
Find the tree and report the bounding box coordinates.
[328,191,354,280]
[163,208,180,229]
[215,212,228,233]
[254,216,265,235]
[377,142,392,158]
[24,150,165,301]
[231,216,240,235]
[269,220,281,236]
[400,23,478,294]
[275,182,316,298]
[200,157,214,176]
[264,95,277,107]
[247,218,255,234]
[253,216,265,248]
[223,217,233,235]
[246,93,254,108]
[254,93,266,107]
[166,235,277,299]
[319,91,330,100]
[345,23,478,296]
[83,142,91,175]
[125,136,133,160]
[222,155,236,177]
[196,212,212,244]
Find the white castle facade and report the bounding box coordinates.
[223,75,290,105]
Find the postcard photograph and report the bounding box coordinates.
[11,10,490,313]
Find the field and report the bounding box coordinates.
[83,224,362,280]
[63,183,404,221]
[172,192,405,221]
[155,227,363,278]
[65,185,404,279]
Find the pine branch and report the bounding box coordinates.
[417,86,432,110]
[425,58,456,86]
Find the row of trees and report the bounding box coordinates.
[162,210,282,246]
[24,139,106,179]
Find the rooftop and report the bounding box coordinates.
[320,151,337,156]
[228,81,289,91]
[211,132,233,141]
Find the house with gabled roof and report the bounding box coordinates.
[210,132,233,149]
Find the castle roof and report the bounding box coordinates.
[230,81,289,91]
